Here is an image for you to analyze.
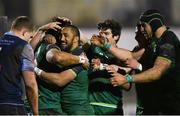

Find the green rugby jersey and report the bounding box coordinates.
[87,46,123,115]
[61,46,94,115]
[35,42,63,114]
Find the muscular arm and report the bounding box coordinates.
[132,57,171,83]
[22,71,38,115]
[46,48,81,67]
[108,45,133,61]
[110,57,171,86]
[132,48,145,60]
[40,69,76,87]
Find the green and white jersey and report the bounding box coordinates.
[61,47,94,115]
[35,42,63,111]
[87,46,123,115]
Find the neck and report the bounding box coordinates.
[154,26,167,39]
[70,42,78,52]
[10,30,27,41]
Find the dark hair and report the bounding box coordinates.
[52,16,71,27]
[45,29,60,41]
[97,19,121,37]
[11,16,34,31]
[64,25,80,43]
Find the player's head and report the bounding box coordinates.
[60,25,80,51]
[45,29,61,45]
[139,9,165,39]
[97,19,121,44]
[11,16,34,41]
[135,22,150,48]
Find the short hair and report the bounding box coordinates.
[11,16,34,31]
[64,25,80,38]
[97,19,121,37]
[64,25,80,43]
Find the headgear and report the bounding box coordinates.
[140,9,165,33]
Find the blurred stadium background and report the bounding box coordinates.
[0,0,180,115]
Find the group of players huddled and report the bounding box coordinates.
[0,9,180,115]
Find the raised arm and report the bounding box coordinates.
[90,35,134,61]
[30,22,61,49]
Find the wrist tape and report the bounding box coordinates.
[103,43,111,51]
[34,67,42,76]
[137,63,142,71]
[125,74,133,83]
[79,56,86,64]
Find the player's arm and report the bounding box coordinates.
[22,71,38,115]
[46,48,88,68]
[105,64,131,91]
[21,44,38,115]
[30,22,61,50]
[35,66,83,87]
[125,42,175,84]
[109,57,171,86]
[90,35,134,61]
[37,69,75,87]
[132,57,171,83]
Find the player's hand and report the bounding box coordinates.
[105,64,119,72]
[79,53,90,70]
[106,67,127,87]
[90,34,105,48]
[91,58,101,71]
[56,17,72,25]
[38,22,62,32]
[125,58,141,70]
[34,67,43,76]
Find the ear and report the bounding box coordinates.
[114,35,120,42]
[73,36,79,43]
[22,29,27,37]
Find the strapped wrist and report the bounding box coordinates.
[103,43,111,51]
[79,55,86,64]
[99,63,108,70]
[125,74,133,83]
[137,63,142,71]
[34,67,42,76]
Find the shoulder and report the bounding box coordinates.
[71,46,83,55]
[22,44,34,59]
[161,30,178,44]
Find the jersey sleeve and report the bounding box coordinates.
[21,44,35,72]
[45,44,61,53]
[158,33,175,63]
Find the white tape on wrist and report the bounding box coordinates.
[79,56,86,64]
[99,63,105,70]
[34,67,42,76]
[137,63,142,71]
[99,63,108,70]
